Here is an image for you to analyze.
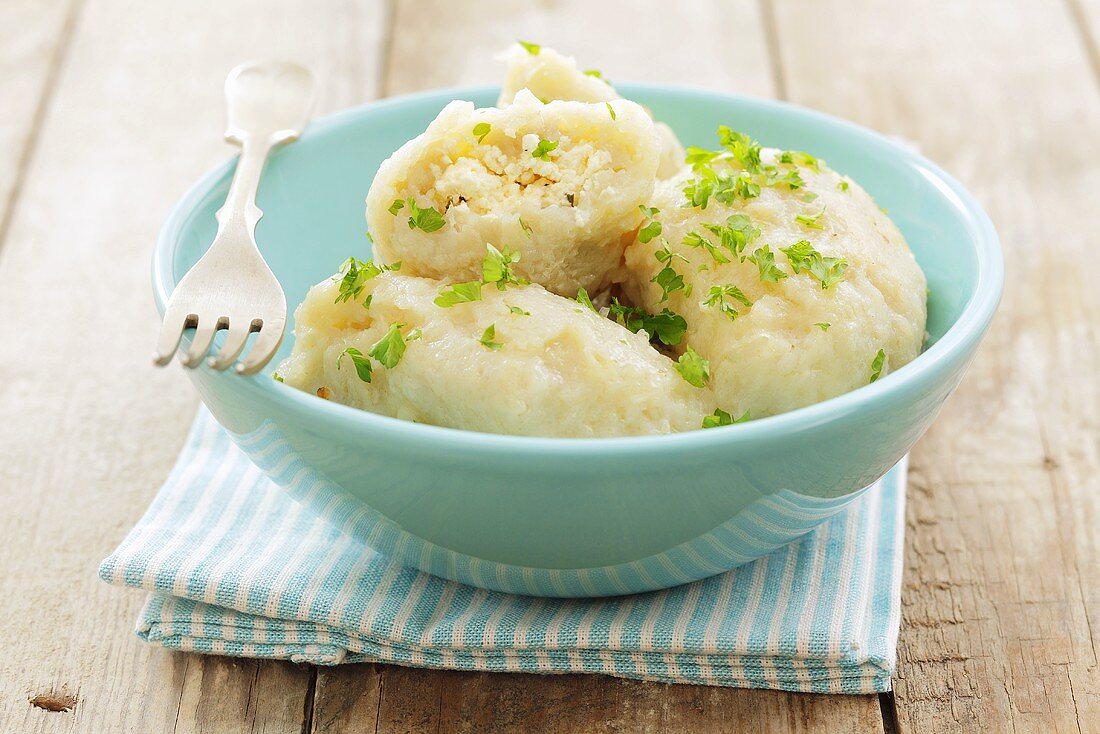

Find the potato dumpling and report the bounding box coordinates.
[277,271,712,437]
[620,139,927,419]
[366,91,661,298]
[496,42,685,179]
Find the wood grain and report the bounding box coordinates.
[307,1,885,730]
[769,0,1100,731]
[0,0,76,243]
[0,0,389,731]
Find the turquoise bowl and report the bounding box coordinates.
[154,85,1002,597]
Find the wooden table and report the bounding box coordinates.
[1,0,1097,731]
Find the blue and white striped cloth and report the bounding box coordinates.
[99,408,906,693]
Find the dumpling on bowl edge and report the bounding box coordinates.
[277,269,713,438]
[620,132,927,420]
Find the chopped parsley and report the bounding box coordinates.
[434,280,484,307]
[482,244,527,289]
[717,126,763,173]
[575,287,598,312]
[608,299,687,346]
[815,322,831,331]
[746,245,788,283]
[272,371,284,383]
[518,40,541,55]
[519,217,533,237]
[703,284,752,321]
[837,179,850,192]
[334,257,398,304]
[702,408,750,428]
[479,324,503,351]
[368,323,413,368]
[675,347,710,388]
[780,240,848,289]
[404,199,447,232]
[638,205,662,244]
[337,346,373,383]
[702,214,760,259]
[507,304,531,316]
[651,266,687,304]
[472,122,491,143]
[606,102,616,120]
[795,208,826,230]
[777,150,821,172]
[531,138,559,160]
[683,230,730,264]
[387,199,404,216]
[870,349,886,383]
[583,68,603,78]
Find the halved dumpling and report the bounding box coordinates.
[366,91,661,298]
[277,270,713,437]
[497,42,686,179]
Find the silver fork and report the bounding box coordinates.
[154,60,314,375]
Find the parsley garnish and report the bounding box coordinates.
[334,257,396,304]
[675,347,710,387]
[780,240,848,289]
[519,217,533,237]
[272,371,284,383]
[702,408,750,428]
[717,126,762,173]
[837,179,850,192]
[638,205,662,244]
[479,324,503,351]
[507,304,531,316]
[472,122,491,143]
[702,214,760,259]
[652,267,687,304]
[746,245,788,283]
[815,322,831,331]
[387,199,404,216]
[606,102,616,120]
[583,68,603,78]
[778,150,820,172]
[369,323,413,368]
[434,281,484,307]
[337,347,373,382]
[576,287,598,312]
[683,231,730,264]
[609,299,687,346]
[482,244,527,289]
[703,284,752,321]
[870,349,886,382]
[795,208,826,230]
[518,40,541,55]
[531,138,559,160]
[404,199,446,232]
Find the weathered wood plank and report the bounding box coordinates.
[310,1,886,731]
[770,0,1100,731]
[368,667,884,734]
[0,0,390,732]
[0,0,75,242]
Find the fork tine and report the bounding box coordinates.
[207,322,254,370]
[153,306,193,366]
[236,319,285,375]
[181,318,221,368]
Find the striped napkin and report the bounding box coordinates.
[99,408,906,694]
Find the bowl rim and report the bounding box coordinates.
[153,83,1004,456]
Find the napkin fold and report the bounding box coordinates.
[100,408,905,694]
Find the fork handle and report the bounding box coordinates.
[215,136,273,237]
[214,60,315,243]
